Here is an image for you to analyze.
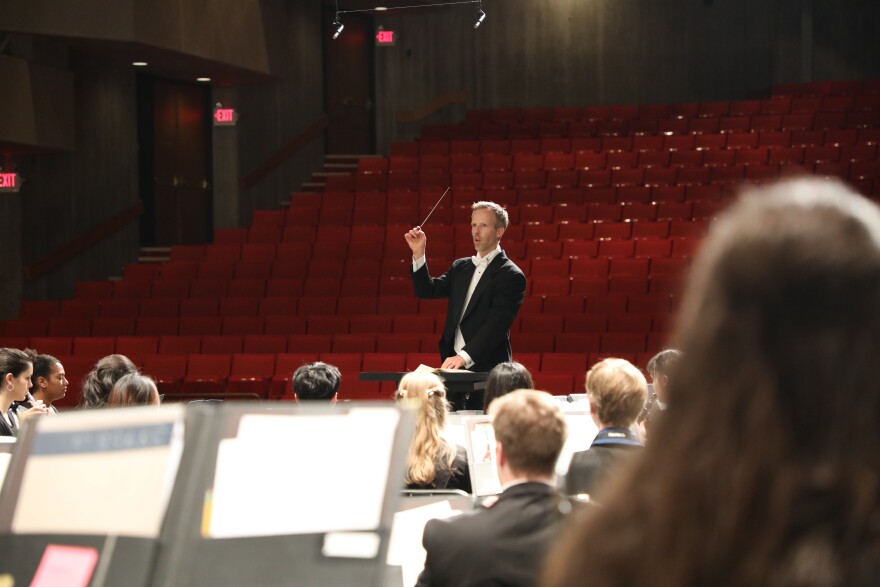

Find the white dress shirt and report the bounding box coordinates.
[413,244,502,368]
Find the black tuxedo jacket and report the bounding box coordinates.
[565,443,642,498]
[415,482,564,587]
[410,252,526,372]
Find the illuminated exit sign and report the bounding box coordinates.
[0,172,20,193]
[213,108,238,126]
[375,28,396,46]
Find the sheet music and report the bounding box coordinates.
[207,408,401,539]
[386,501,461,586]
[11,405,185,538]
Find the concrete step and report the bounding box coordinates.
[301,182,325,192]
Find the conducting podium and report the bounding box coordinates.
[360,370,489,411]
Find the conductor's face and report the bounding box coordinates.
[472,208,505,257]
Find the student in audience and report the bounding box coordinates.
[417,389,568,587]
[0,348,48,436]
[397,372,471,493]
[645,348,681,413]
[79,354,139,409]
[108,373,160,407]
[482,360,534,412]
[20,353,68,413]
[565,358,647,498]
[292,361,341,402]
[638,348,681,443]
[543,179,880,587]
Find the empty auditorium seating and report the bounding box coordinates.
[5,79,877,404]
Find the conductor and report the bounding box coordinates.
[405,201,527,372]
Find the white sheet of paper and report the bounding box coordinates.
[208,408,401,538]
[556,411,598,476]
[11,405,185,538]
[0,453,12,491]
[322,531,381,559]
[387,501,461,587]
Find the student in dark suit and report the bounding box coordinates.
[416,390,568,587]
[405,201,526,372]
[565,358,648,499]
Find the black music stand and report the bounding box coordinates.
[360,372,489,411]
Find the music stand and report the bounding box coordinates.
[359,372,489,411]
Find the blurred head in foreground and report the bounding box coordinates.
[543,179,880,587]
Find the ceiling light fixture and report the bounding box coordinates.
[132,61,148,67]
[197,77,212,82]
[335,1,488,31]
[474,7,486,28]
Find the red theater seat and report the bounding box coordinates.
[141,355,187,395]
[116,336,159,358]
[227,354,275,398]
[182,354,231,396]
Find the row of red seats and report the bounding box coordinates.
[365,144,880,175]
[392,128,880,157]
[92,264,693,295]
[327,161,878,193]
[771,80,880,97]
[19,292,679,320]
[250,204,704,236]
[180,223,709,258]
[179,223,710,268]
[288,186,730,209]
[461,89,880,124]
[168,241,700,272]
[422,111,880,141]
[116,255,692,287]
[2,321,671,361]
[2,287,681,337]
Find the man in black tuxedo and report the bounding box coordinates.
[405,201,526,372]
[565,358,647,499]
[415,390,568,587]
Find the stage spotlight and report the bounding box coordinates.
[333,15,345,39]
[474,8,486,28]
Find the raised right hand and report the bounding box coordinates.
[404,226,427,258]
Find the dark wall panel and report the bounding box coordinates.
[213,0,325,225]
[18,52,140,305]
[374,0,880,152]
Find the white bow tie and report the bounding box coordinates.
[472,255,490,268]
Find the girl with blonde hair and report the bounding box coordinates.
[397,372,471,493]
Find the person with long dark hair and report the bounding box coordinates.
[543,179,880,587]
[79,354,139,409]
[482,361,534,412]
[0,348,48,436]
[108,373,160,407]
[22,353,68,413]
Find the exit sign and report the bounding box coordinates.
[0,172,20,193]
[376,29,396,46]
[213,108,238,126]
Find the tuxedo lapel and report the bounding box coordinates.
[451,261,475,322]
[461,253,505,322]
